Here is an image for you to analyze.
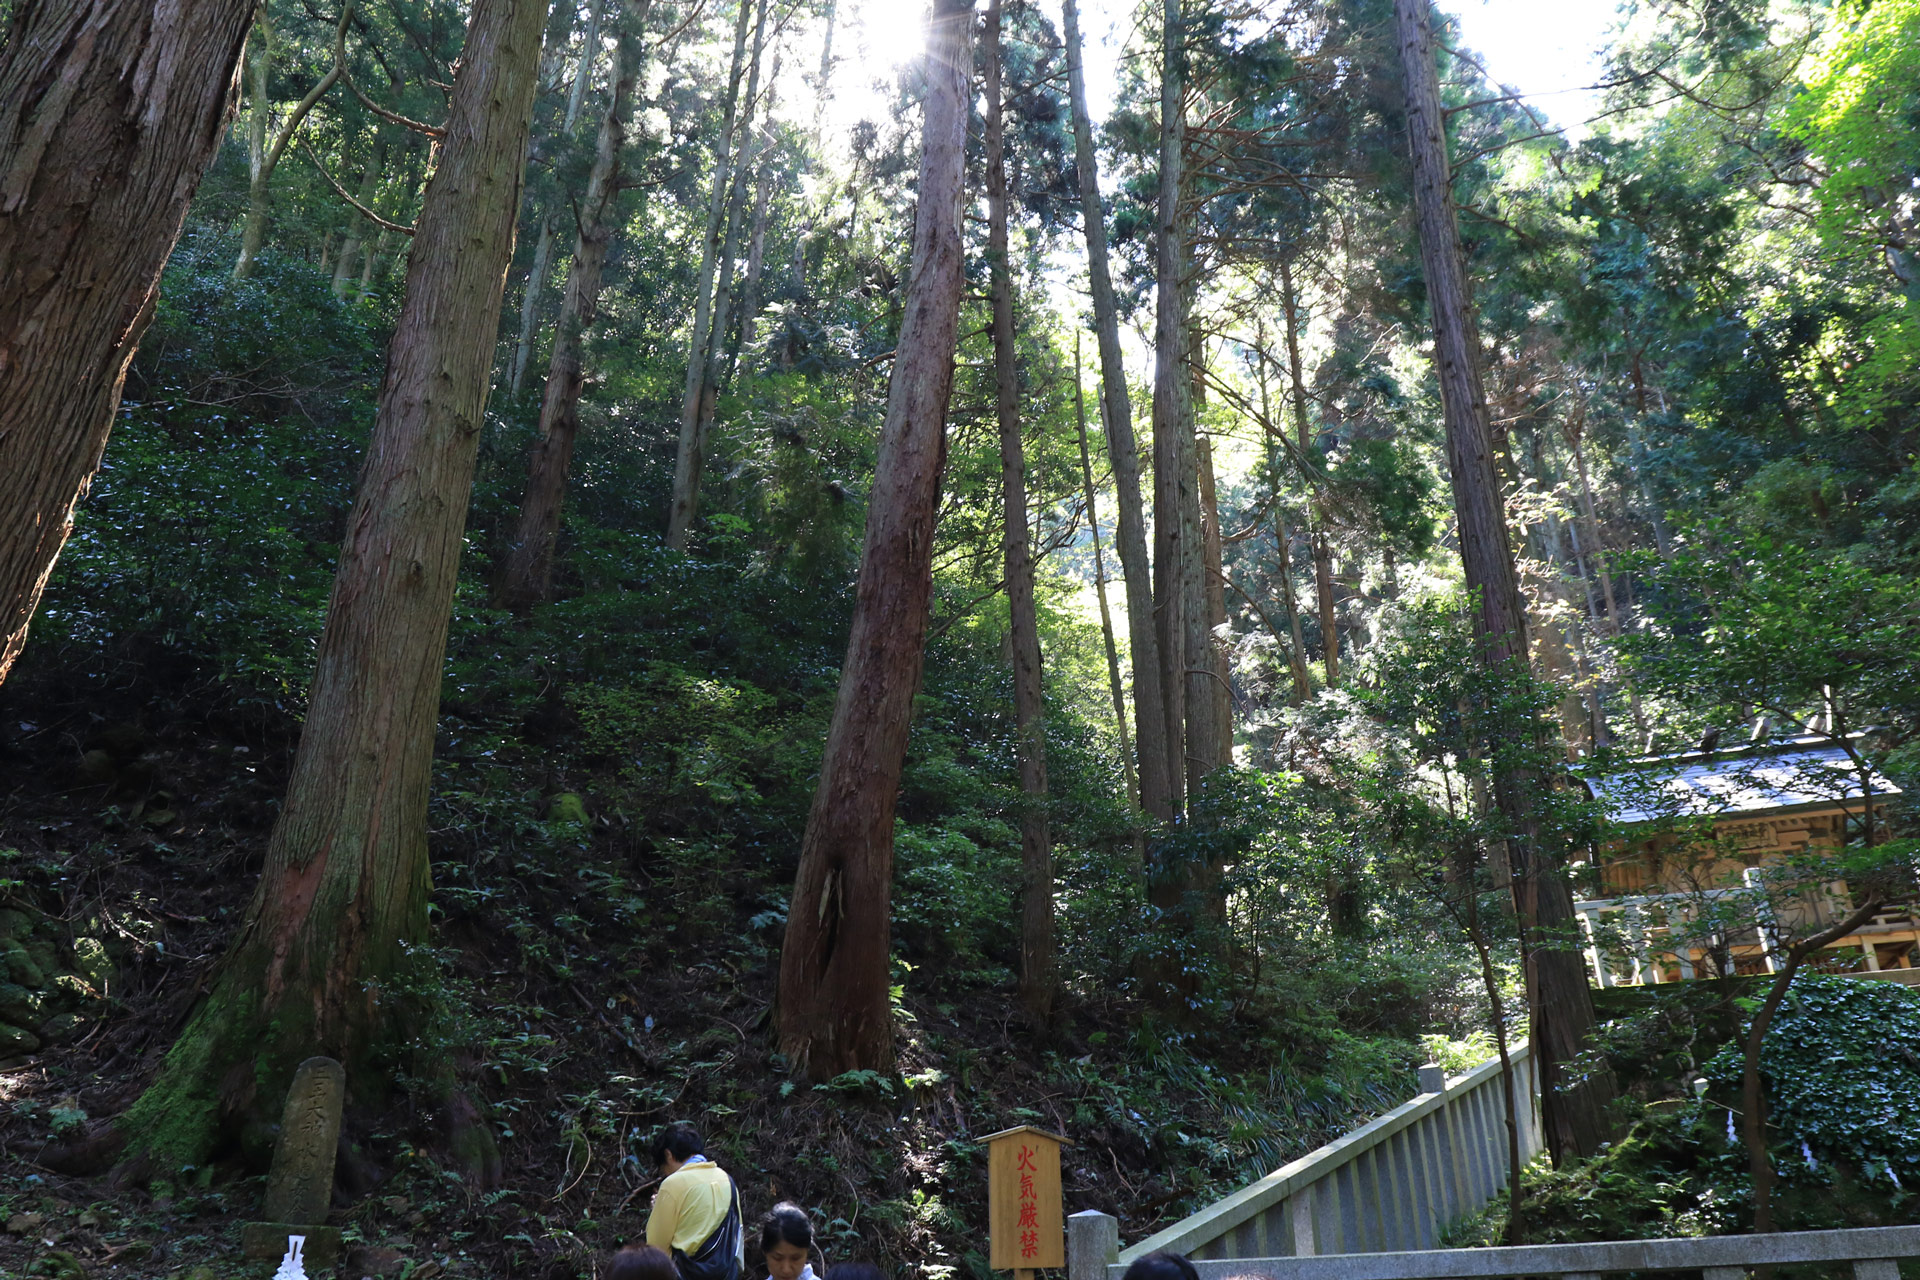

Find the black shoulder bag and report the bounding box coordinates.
[673,1181,742,1280]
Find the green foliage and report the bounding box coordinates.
[1708,974,1920,1190]
[35,232,382,709]
[1622,530,1920,743]
[1459,973,1920,1245]
[1446,1106,1737,1245]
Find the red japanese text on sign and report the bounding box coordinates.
[1018,1145,1040,1257]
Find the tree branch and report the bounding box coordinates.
[299,136,416,235]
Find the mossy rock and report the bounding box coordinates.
[546,792,589,824]
[0,908,28,942]
[3,943,44,988]
[0,981,42,1024]
[0,1022,43,1055]
[24,939,59,980]
[74,748,118,785]
[30,1250,87,1279]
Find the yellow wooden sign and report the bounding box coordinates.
[985,1124,1069,1272]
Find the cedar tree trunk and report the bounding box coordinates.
[1395,0,1614,1163]
[121,0,547,1164]
[685,0,769,472]
[1276,257,1339,688]
[496,6,643,610]
[665,0,756,549]
[510,0,602,394]
[1076,333,1141,817]
[0,0,256,688]
[1149,0,1191,814]
[1254,322,1311,703]
[775,0,973,1077]
[1198,436,1232,768]
[1063,0,1171,820]
[985,0,1053,1021]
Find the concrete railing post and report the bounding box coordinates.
[1288,1187,1316,1258]
[1069,1210,1120,1280]
[1418,1063,1446,1095]
[1854,1262,1899,1280]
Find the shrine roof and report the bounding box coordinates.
[1585,735,1901,826]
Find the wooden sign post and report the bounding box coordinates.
[986,1125,1069,1280]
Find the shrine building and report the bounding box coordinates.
[1575,734,1917,987]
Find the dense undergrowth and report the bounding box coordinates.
[0,244,1484,1278]
[1446,976,1920,1247]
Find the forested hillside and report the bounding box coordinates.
[1,0,1918,1273]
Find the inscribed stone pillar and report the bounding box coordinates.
[243,1056,346,1266]
[263,1056,345,1224]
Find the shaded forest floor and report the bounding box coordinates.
[0,653,1418,1280]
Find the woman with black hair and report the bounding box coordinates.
[759,1202,819,1280]
[609,1244,681,1280]
[1120,1252,1200,1280]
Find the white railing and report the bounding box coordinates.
[1575,885,1920,986]
[1072,1049,1540,1268]
[1079,1224,1920,1280]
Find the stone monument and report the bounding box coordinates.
[241,1057,345,1267]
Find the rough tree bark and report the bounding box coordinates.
[985,0,1053,1022]
[496,0,645,611]
[665,0,758,549]
[0,0,257,689]
[1395,0,1614,1163]
[775,0,973,1077]
[121,0,548,1165]
[1150,0,1192,814]
[1063,0,1171,820]
[1179,331,1222,796]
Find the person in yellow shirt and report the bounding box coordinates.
[646,1123,742,1280]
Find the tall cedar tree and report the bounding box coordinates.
[984,0,1055,1021]
[687,0,771,480]
[1277,256,1341,687]
[510,0,601,395]
[121,0,550,1165]
[498,0,648,609]
[1063,0,1172,820]
[0,0,255,688]
[1393,0,1614,1161]
[665,0,760,549]
[776,0,975,1076]
[1146,0,1229,951]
